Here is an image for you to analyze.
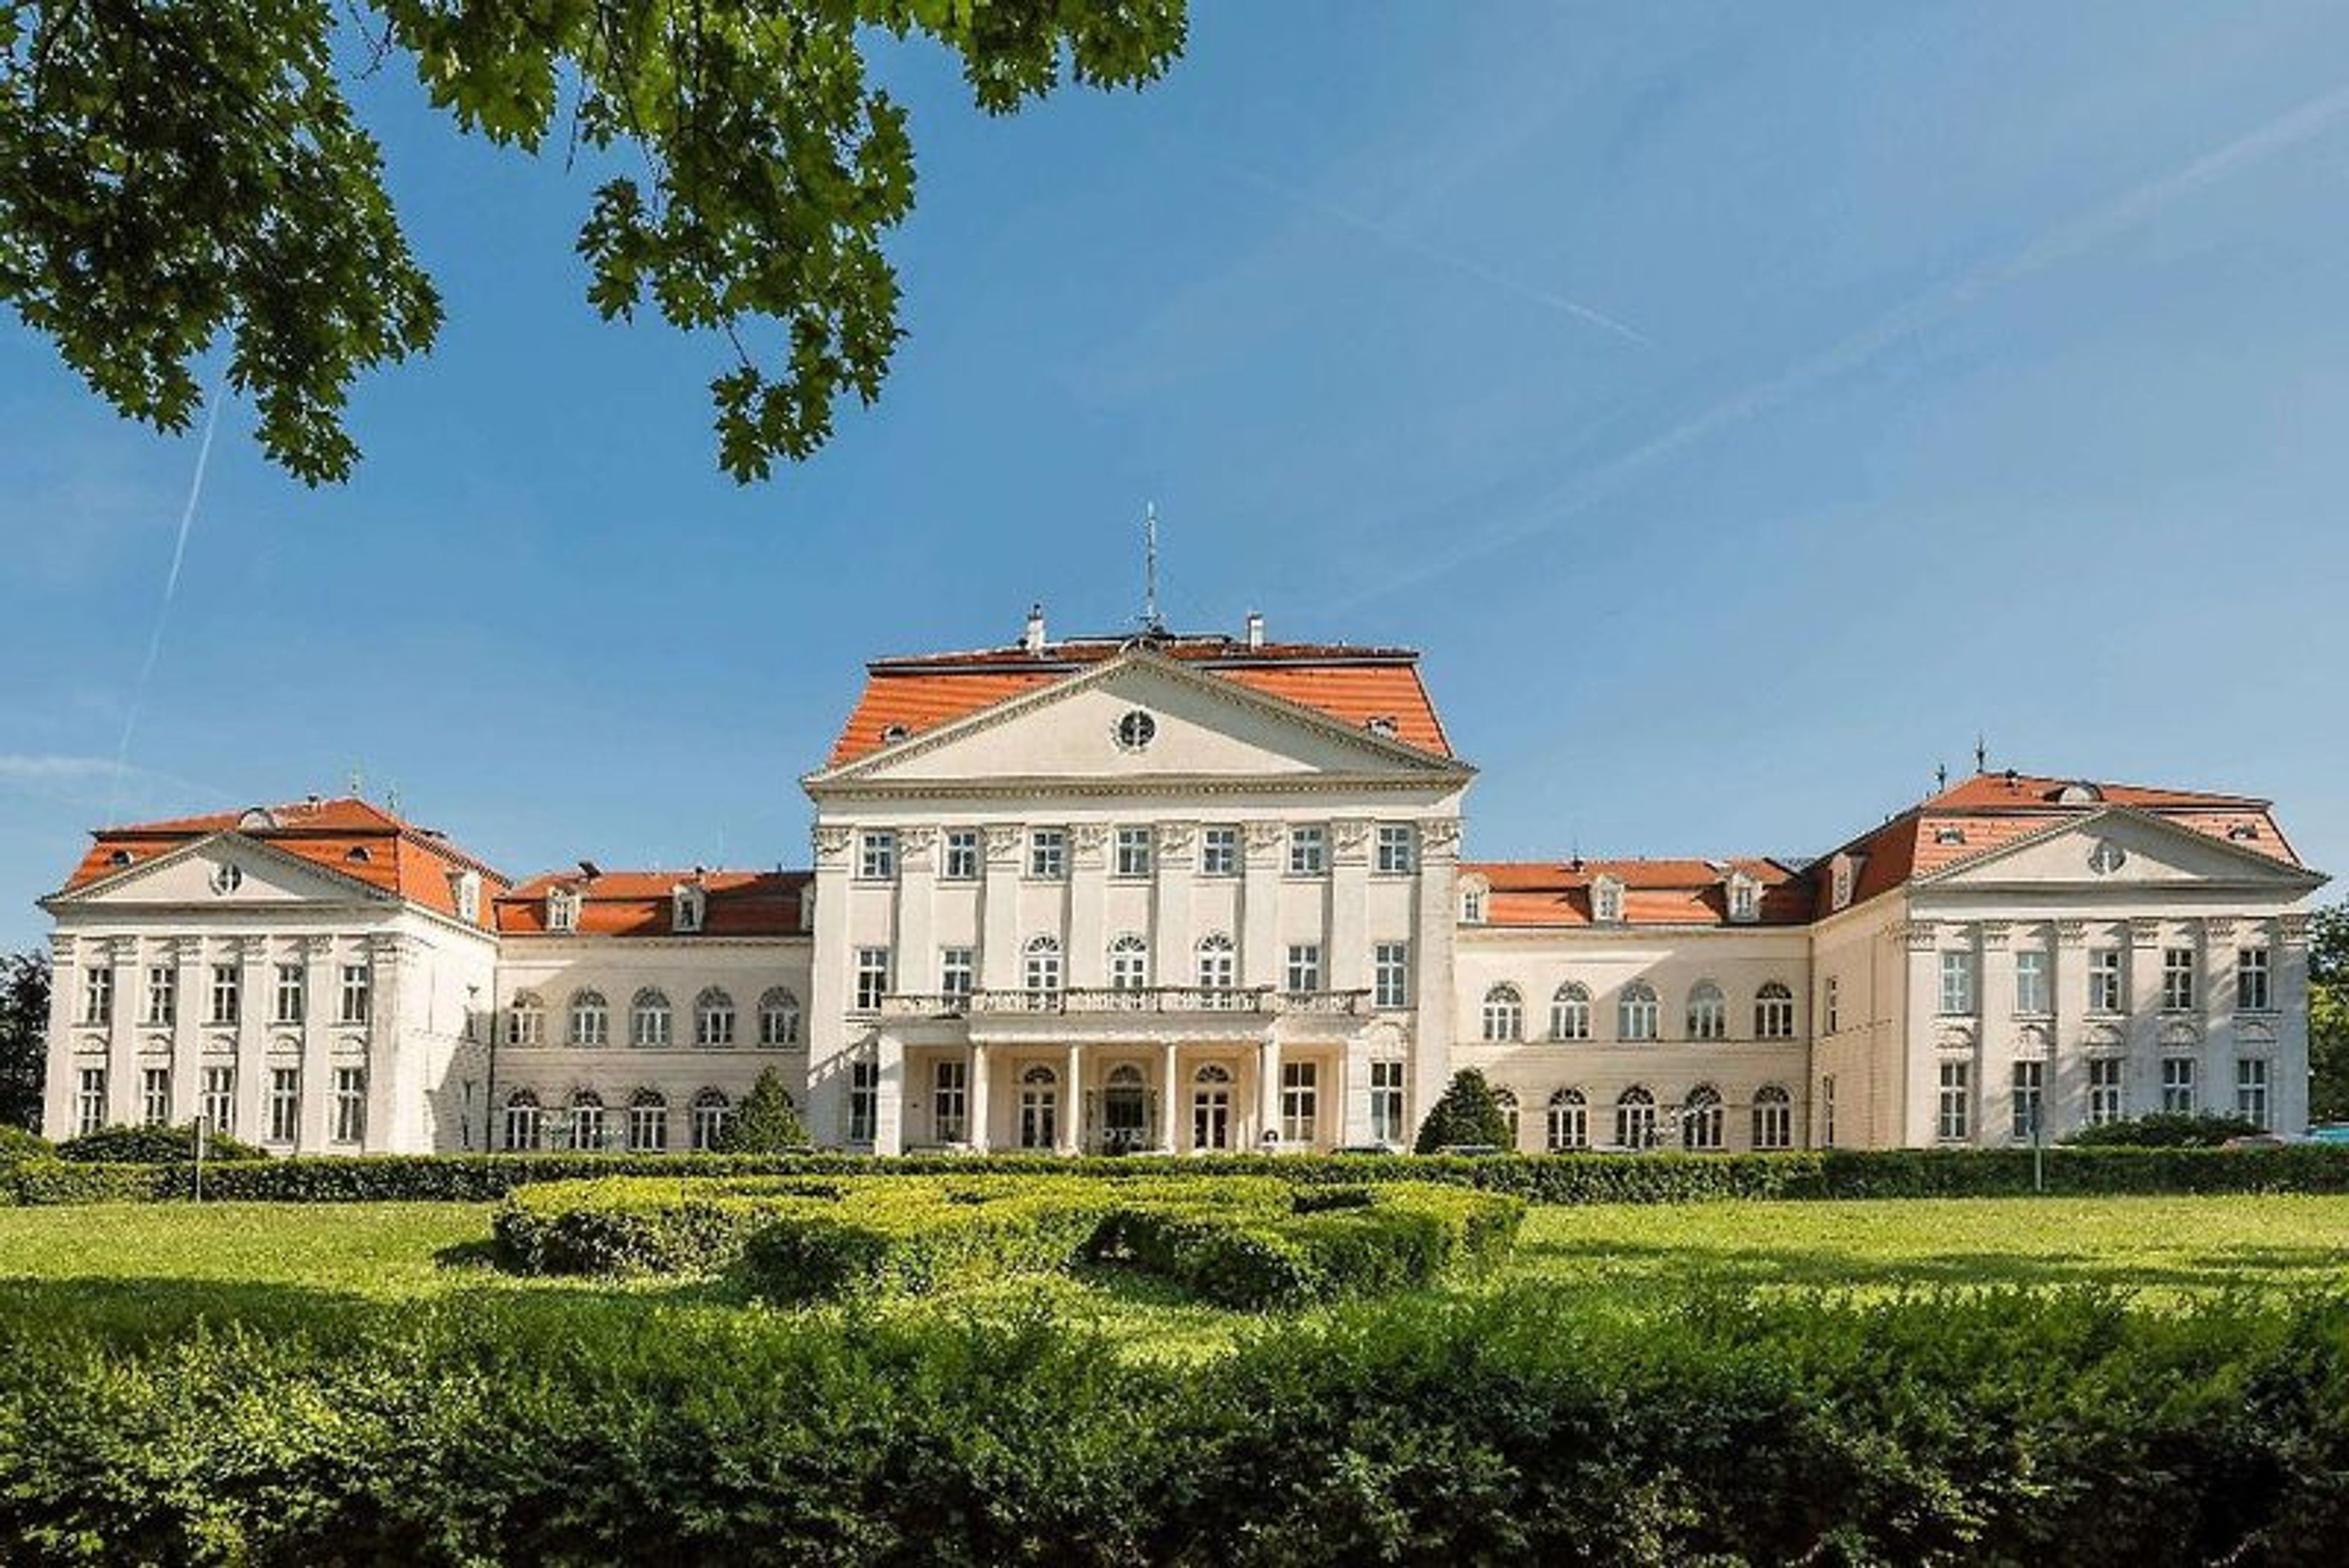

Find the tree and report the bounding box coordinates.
[0,2,1187,484]
[717,1065,810,1153]
[0,950,47,1132]
[1413,1068,1512,1154]
[2312,903,2348,1124]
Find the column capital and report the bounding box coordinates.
[1070,822,1110,868]
[1977,921,2011,949]
[1243,820,1286,858]
[2278,912,2311,948]
[1419,817,1464,860]
[898,825,939,861]
[1155,820,1197,867]
[1897,921,1939,952]
[2056,920,2088,949]
[2128,917,2162,948]
[1332,818,1374,864]
[982,824,1023,866]
[2200,916,2238,945]
[811,824,853,867]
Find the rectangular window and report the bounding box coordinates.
[1372,942,1410,1009]
[2236,1058,2271,1128]
[933,1059,968,1143]
[83,966,112,1026]
[1936,1060,1971,1143]
[1821,1074,1838,1149]
[2014,951,2048,1016]
[1370,1060,1406,1146]
[75,1068,106,1136]
[942,829,980,881]
[1280,1061,1318,1145]
[1938,951,1975,1016]
[338,964,371,1025]
[141,1067,171,1128]
[2161,1056,2197,1115]
[848,1059,878,1144]
[209,964,239,1026]
[2011,1060,2044,1140]
[853,948,892,1013]
[146,965,176,1027]
[2087,1057,2124,1126]
[1822,975,1839,1035]
[2162,947,2197,1012]
[268,1068,300,1144]
[1114,825,1153,878]
[1374,823,1415,874]
[2238,947,2272,1012]
[940,946,976,1000]
[1284,943,1323,993]
[273,964,305,1024]
[1028,828,1066,879]
[858,830,896,881]
[1200,825,1239,876]
[1287,825,1327,875]
[199,1066,235,1137]
[2088,948,2123,1013]
[627,1099,668,1152]
[332,1067,366,1144]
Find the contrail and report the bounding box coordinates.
[109,377,226,822]
[1224,163,1655,348]
[1332,80,2349,609]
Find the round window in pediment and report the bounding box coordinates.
[208,863,243,896]
[2087,841,2128,875]
[1113,708,1157,752]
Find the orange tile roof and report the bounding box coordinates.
[1461,858,1813,928]
[497,869,809,938]
[825,634,1452,765]
[58,797,510,929]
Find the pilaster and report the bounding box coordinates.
[1328,818,1371,992]
[805,823,854,1145]
[1239,821,1283,989]
[1067,824,1108,989]
[1152,821,1196,989]
[979,827,1022,990]
[1410,816,1463,1141]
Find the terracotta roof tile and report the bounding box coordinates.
[497,869,809,938]
[1461,857,1812,928]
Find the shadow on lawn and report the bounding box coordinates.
[1516,1235,2349,1293]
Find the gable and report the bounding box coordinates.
[53,834,391,910]
[1921,809,2322,894]
[818,656,1468,789]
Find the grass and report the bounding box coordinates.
[2,1194,2343,1359]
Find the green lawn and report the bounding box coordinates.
[2,1194,2343,1359]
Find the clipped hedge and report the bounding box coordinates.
[10,1143,2349,1208]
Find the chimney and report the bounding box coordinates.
[1022,603,1047,653]
[1244,611,1265,650]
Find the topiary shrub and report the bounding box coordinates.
[54,1123,268,1163]
[714,1066,811,1153]
[2061,1112,2265,1148]
[1412,1068,1513,1154]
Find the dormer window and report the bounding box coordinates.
[1934,825,1966,846]
[1460,875,1488,924]
[1591,875,1625,925]
[449,871,481,924]
[2054,781,2104,804]
[547,886,581,934]
[1828,855,1856,912]
[106,848,133,868]
[2227,822,2260,842]
[1726,872,1759,924]
[237,807,280,831]
[672,882,706,934]
[344,846,372,864]
[1365,715,1398,738]
[879,723,909,745]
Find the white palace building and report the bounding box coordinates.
[39,610,2329,1157]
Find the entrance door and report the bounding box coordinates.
[1191,1063,1233,1151]
[1102,1063,1148,1154]
[1019,1065,1059,1150]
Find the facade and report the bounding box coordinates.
[37,614,2329,1155]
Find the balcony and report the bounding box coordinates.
[877,986,1368,1020]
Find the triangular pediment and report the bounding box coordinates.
[48,833,393,910]
[1921,807,2323,893]
[808,650,1471,790]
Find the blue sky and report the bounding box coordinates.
[5,0,2347,947]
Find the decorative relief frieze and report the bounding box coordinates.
[1244,820,1286,855]
[1978,921,2010,949]
[812,825,854,866]
[2055,920,2087,949]
[1898,921,1939,951]
[897,825,939,864]
[2279,913,2311,947]
[2201,916,2237,945]
[1332,819,1373,861]
[982,825,1024,866]
[2128,917,2162,946]
[302,935,336,959]
[1420,817,1463,855]
[1156,821,1197,861]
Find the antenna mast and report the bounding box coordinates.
[1142,501,1163,634]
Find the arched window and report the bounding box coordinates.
[758,987,801,1048]
[1752,1084,1794,1151]
[1549,982,1592,1041]
[1023,935,1063,995]
[1546,1088,1588,1151]
[1614,1086,1656,1150]
[1493,1088,1520,1148]
[1108,934,1150,991]
[569,989,609,1048]
[568,1089,607,1152]
[505,991,546,1047]
[1195,1061,1233,1084]
[1618,981,1660,1042]
[1019,1064,1059,1150]
[502,1088,542,1151]
[1481,984,1524,1042]
[629,988,671,1049]
[627,1088,668,1152]
[1195,932,1236,991]
[1686,981,1726,1042]
[1681,1084,1724,1151]
[688,1088,732,1151]
[1754,982,1797,1041]
[695,987,736,1048]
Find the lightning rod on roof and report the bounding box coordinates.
[1975,733,1988,773]
[1141,501,1164,636]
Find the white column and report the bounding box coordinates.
[1257,1033,1281,1151]
[1160,1041,1179,1152]
[2277,913,2312,1132]
[2127,918,2163,1113]
[874,1031,904,1155]
[968,1042,992,1151]
[365,934,404,1153]
[1976,922,2020,1141]
[2054,920,2088,1115]
[169,937,204,1127]
[1154,823,1195,992]
[1342,1030,1373,1145]
[1059,1041,1082,1154]
[105,937,138,1130]
[232,936,269,1143]
[1898,921,1942,1147]
[42,934,81,1136]
[299,936,335,1152]
[2201,917,2239,1120]
[804,824,855,1145]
